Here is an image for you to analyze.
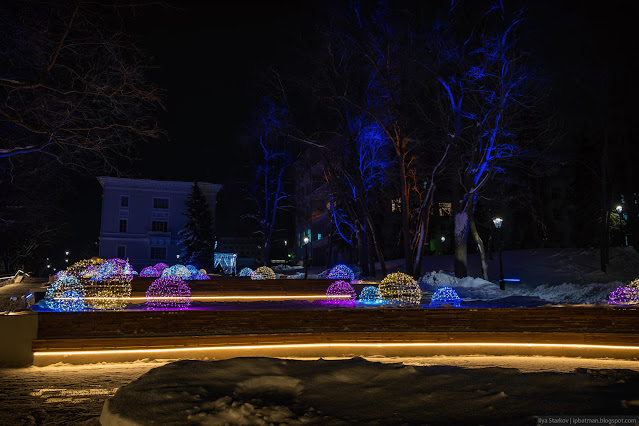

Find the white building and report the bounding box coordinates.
[97,177,222,270]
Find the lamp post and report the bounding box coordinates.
[492,217,505,290]
[616,205,627,247]
[303,236,309,279]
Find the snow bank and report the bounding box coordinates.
[101,357,639,425]
[419,271,622,304]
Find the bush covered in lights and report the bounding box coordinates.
[154,262,169,273]
[161,264,192,280]
[239,267,255,277]
[44,275,86,311]
[327,264,355,281]
[359,286,382,303]
[608,286,639,305]
[379,272,422,305]
[430,286,461,307]
[326,280,357,301]
[146,277,191,309]
[140,266,161,277]
[251,266,277,280]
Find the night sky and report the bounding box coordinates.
[63,0,637,260]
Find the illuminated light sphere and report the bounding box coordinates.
[146,277,191,309]
[251,266,277,280]
[327,264,355,281]
[628,279,639,289]
[192,271,210,280]
[54,270,69,281]
[199,268,207,274]
[66,258,105,278]
[45,275,86,311]
[239,267,255,277]
[608,286,639,305]
[430,286,461,307]
[359,286,382,303]
[154,262,169,273]
[326,280,357,301]
[186,264,199,275]
[140,266,161,277]
[85,259,133,310]
[379,272,422,305]
[161,264,192,280]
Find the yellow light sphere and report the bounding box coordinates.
[379,272,422,305]
[251,266,277,280]
[629,279,639,289]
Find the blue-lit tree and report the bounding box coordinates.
[425,2,554,278]
[245,97,292,266]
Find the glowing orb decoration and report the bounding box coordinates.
[239,267,255,277]
[629,279,639,289]
[609,286,639,305]
[161,265,192,280]
[379,272,422,305]
[430,286,461,307]
[53,270,69,281]
[140,266,161,277]
[186,264,199,275]
[199,269,207,274]
[154,262,169,273]
[66,258,105,278]
[326,280,357,301]
[327,264,355,281]
[359,286,382,303]
[192,271,210,280]
[146,277,191,309]
[45,275,86,311]
[251,266,277,280]
[85,258,133,309]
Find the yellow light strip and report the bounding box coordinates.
[53,295,352,301]
[33,342,639,357]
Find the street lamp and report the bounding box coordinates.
[492,217,505,291]
[303,236,309,279]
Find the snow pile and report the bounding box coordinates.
[512,281,623,304]
[101,357,639,425]
[419,271,505,300]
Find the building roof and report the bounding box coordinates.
[97,177,222,194]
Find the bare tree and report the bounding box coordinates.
[0,1,164,182]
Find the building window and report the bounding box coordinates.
[119,219,127,233]
[150,247,167,260]
[120,195,129,207]
[152,221,168,232]
[153,198,169,209]
[117,245,126,259]
[438,202,452,216]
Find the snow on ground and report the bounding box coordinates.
[100,357,639,425]
[4,356,639,425]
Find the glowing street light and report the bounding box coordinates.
[492,217,505,290]
[65,250,70,256]
[441,236,446,243]
[303,236,309,279]
[616,205,623,214]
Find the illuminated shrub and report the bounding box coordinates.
[45,275,86,311]
[239,267,255,277]
[192,271,210,280]
[327,264,355,281]
[146,277,191,309]
[326,280,357,301]
[154,262,169,273]
[140,266,161,277]
[359,286,382,303]
[379,272,422,305]
[161,264,192,280]
[609,286,639,305]
[430,286,461,307]
[251,266,277,280]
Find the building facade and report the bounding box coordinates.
[98,177,222,270]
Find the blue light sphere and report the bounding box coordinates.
[327,264,355,281]
[161,264,192,280]
[430,286,461,307]
[140,266,161,277]
[359,286,382,303]
[239,267,255,277]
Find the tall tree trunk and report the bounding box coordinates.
[367,223,376,278]
[399,158,413,276]
[413,188,435,279]
[469,207,488,280]
[365,215,387,277]
[454,211,469,278]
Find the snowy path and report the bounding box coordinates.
[3,356,639,425]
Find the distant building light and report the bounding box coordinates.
[47,264,51,268]
[441,236,446,243]
[65,250,70,256]
[176,254,180,259]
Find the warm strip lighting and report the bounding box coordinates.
[33,342,639,357]
[53,294,352,301]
